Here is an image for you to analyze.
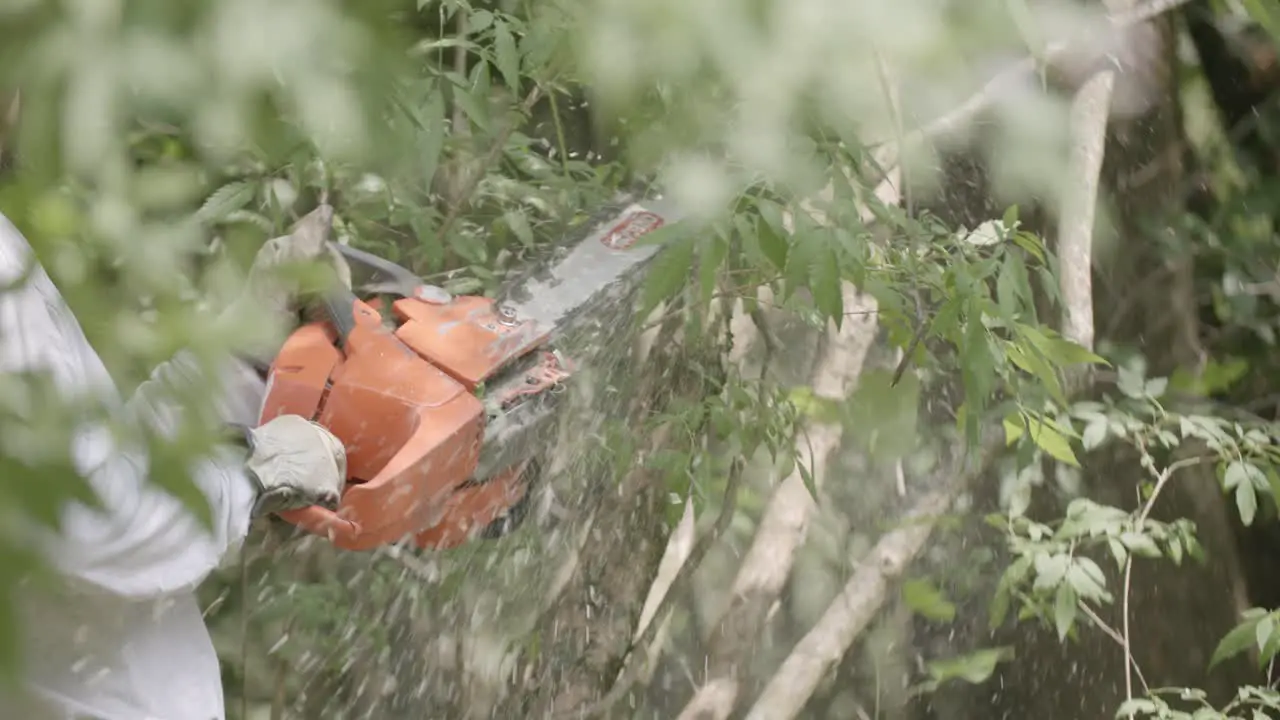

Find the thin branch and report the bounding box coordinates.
[674,285,880,720]
[741,488,961,720]
[1079,601,1151,695]
[563,456,747,719]
[435,82,548,243]
[1121,556,1136,712]
[864,0,1192,209]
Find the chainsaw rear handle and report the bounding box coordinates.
[277,504,364,546]
[330,243,425,297]
[320,285,362,347]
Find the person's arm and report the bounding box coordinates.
[0,212,264,599]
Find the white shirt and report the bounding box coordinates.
[0,211,262,720]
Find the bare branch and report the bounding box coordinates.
[741,489,957,720]
[1057,66,1112,353]
[674,285,879,719]
[865,0,1189,205]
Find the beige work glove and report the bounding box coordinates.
[241,414,346,517]
[221,203,353,366]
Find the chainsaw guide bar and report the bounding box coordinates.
[257,191,685,552]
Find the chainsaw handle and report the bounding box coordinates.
[330,243,423,296]
[277,504,363,545]
[320,285,362,348]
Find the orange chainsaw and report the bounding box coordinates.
[256,192,682,552]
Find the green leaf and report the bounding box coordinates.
[1053,581,1077,642]
[1117,364,1146,399]
[1002,204,1019,229]
[989,556,1031,630]
[1224,461,1265,492]
[810,245,843,328]
[1033,552,1069,590]
[1237,480,1259,526]
[1005,341,1065,405]
[1211,615,1264,669]
[783,226,816,299]
[698,232,729,310]
[995,255,1024,320]
[796,458,817,501]
[1003,414,1023,446]
[503,209,534,246]
[452,85,490,132]
[1107,537,1128,572]
[1256,614,1275,655]
[1045,337,1109,367]
[638,234,695,318]
[1066,558,1111,603]
[1081,419,1107,451]
[903,578,957,622]
[1011,230,1046,264]
[468,9,494,32]
[1026,415,1079,467]
[1120,532,1161,559]
[755,207,789,270]
[493,20,521,90]
[196,181,255,224]
[926,647,1013,686]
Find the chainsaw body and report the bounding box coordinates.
[257,193,682,551]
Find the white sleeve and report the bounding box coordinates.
[0,212,261,600]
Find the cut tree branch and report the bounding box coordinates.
[1056,67,1112,353]
[674,285,880,720]
[742,487,960,720]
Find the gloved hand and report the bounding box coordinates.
[221,203,352,366]
[239,414,346,517]
[126,204,353,518]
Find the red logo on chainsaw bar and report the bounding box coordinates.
[601,211,665,250]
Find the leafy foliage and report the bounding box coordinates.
[2,0,1280,717]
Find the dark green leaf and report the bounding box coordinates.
[755,207,789,270]
[1237,480,1259,526]
[796,457,817,501]
[1256,614,1275,655]
[1211,615,1264,669]
[698,232,728,310]
[1012,230,1046,264]
[1081,419,1107,451]
[1034,552,1069,590]
[1025,415,1079,467]
[810,245,843,327]
[903,578,957,622]
[493,21,521,90]
[196,181,255,224]
[468,9,494,32]
[503,209,534,246]
[783,226,815,299]
[926,647,1014,685]
[639,234,696,318]
[1053,582,1077,642]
